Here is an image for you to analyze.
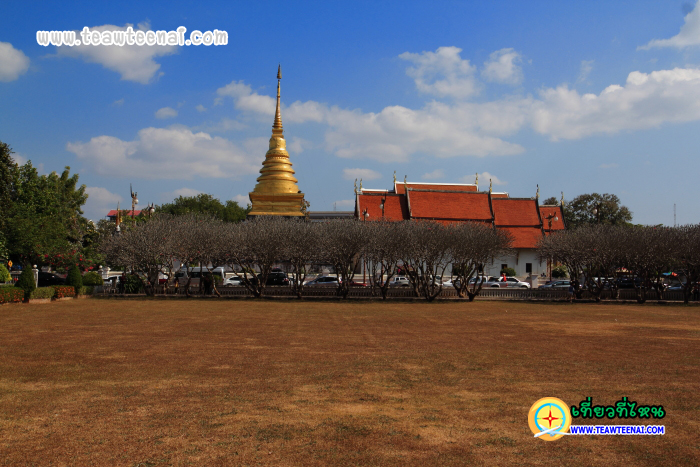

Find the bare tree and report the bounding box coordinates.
[674,225,700,304]
[362,221,406,299]
[537,230,585,297]
[450,223,512,301]
[282,219,320,298]
[101,214,179,296]
[399,221,452,302]
[223,216,288,298]
[617,226,674,303]
[318,219,368,298]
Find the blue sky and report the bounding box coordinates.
[2,1,700,225]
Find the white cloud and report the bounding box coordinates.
[233,194,250,206]
[640,2,700,49]
[462,172,507,186]
[217,47,700,162]
[113,98,124,106]
[288,136,311,154]
[481,48,523,85]
[66,126,262,180]
[422,169,445,180]
[599,163,619,169]
[577,60,594,84]
[84,186,123,222]
[532,67,700,140]
[155,107,178,119]
[0,42,30,82]
[196,104,207,112]
[342,168,382,181]
[56,23,177,84]
[399,46,479,99]
[216,80,276,115]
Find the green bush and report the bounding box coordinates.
[123,274,144,294]
[499,267,517,277]
[82,271,103,286]
[0,287,24,304]
[551,265,568,279]
[14,265,36,300]
[51,285,75,299]
[78,286,94,296]
[29,287,55,299]
[0,264,10,283]
[65,266,83,295]
[0,283,15,288]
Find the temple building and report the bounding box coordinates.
[248,66,306,217]
[354,177,566,278]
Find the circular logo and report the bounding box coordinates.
[528,397,572,441]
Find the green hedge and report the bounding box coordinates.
[0,264,10,283]
[52,285,75,299]
[29,287,55,299]
[82,271,103,286]
[78,286,94,296]
[0,287,24,304]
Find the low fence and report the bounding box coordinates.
[94,285,699,302]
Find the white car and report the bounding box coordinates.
[389,276,410,287]
[223,275,245,287]
[487,276,531,289]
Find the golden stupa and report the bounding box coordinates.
[248,65,305,217]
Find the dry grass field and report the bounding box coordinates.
[0,298,698,466]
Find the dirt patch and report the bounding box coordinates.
[0,299,698,466]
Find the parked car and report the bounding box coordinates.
[261,270,290,286]
[306,276,340,286]
[487,276,531,289]
[616,277,642,289]
[348,279,368,287]
[389,276,410,287]
[538,280,571,289]
[224,275,245,287]
[37,271,65,287]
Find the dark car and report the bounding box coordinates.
[616,277,642,289]
[37,271,65,287]
[259,270,290,286]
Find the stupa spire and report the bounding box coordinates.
[273,64,283,131]
[247,65,305,217]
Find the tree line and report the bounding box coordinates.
[537,224,700,304]
[101,215,513,301]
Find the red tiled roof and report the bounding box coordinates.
[492,199,540,226]
[408,191,492,221]
[539,206,565,231]
[500,227,545,249]
[107,210,142,217]
[356,194,408,221]
[395,183,477,195]
[490,193,509,198]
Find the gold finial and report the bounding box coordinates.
[273,65,283,130]
[489,179,493,193]
[354,178,358,195]
[475,172,479,188]
[359,179,363,191]
[393,171,396,185]
[536,184,540,200]
[560,191,565,206]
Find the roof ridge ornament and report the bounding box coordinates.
[489,179,492,194]
[475,173,479,189]
[393,171,396,185]
[536,184,540,200]
[561,191,565,206]
[354,178,358,195]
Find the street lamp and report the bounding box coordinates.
[592,203,602,224]
[130,184,138,219]
[544,213,559,281]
